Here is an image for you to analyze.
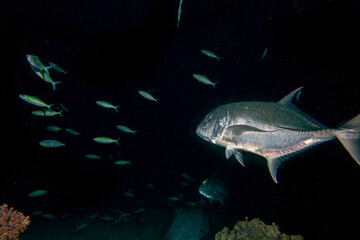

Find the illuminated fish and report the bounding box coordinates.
[28,189,48,197]
[39,139,65,148]
[116,125,137,134]
[200,49,221,61]
[196,87,360,183]
[19,94,53,109]
[93,136,119,145]
[193,74,218,88]
[96,101,119,112]
[138,90,158,102]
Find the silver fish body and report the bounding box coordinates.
[196,87,360,183]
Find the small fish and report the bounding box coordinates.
[93,136,119,145]
[96,101,119,112]
[19,94,53,109]
[43,72,61,91]
[28,189,48,197]
[85,154,101,160]
[177,0,184,30]
[116,125,137,134]
[181,173,195,182]
[193,74,218,88]
[146,183,154,189]
[57,102,69,112]
[123,191,135,197]
[49,62,67,74]
[41,213,56,220]
[39,139,65,148]
[114,160,131,166]
[89,214,99,219]
[65,128,80,135]
[133,208,145,214]
[46,125,62,132]
[118,212,130,218]
[199,178,229,205]
[32,109,63,117]
[138,90,158,102]
[200,49,221,61]
[75,223,88,232]
[26,54,52,75]
[168,195,182,201]
[100,216,115,221]
[261,47,268,61]
[181,182,190,187]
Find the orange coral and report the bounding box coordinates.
[0,204,30,240]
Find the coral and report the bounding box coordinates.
[0,204,30,240]
[215,218,304,240]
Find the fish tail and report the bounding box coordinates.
[115,138,120,146]
[52,81,62,91]
[335,114,360,165]
[213,82,219,89]
[115,106,120,112]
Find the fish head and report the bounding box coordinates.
[196,108,230,144]
[198,178,228,205]
[198,178,211,199]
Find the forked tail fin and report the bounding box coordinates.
[335,114,360,165]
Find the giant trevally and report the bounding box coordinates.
[196,87,360,183]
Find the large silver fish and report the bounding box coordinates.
[196,87,360,183]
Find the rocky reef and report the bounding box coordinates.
[215,218,304,240]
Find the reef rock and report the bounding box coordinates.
[215,218,304,240]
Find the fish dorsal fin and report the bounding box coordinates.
[266,156,288,183]
[278,87,327,129]
[278,86,303,106]
[227,125,269,135]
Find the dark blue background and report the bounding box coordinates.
[1,0,360,239]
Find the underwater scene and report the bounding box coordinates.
[2,0,360,239]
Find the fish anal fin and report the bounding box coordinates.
[266,155,289,183]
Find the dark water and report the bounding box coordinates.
[1,0,360,239]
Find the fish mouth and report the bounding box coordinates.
[196,126,207,139]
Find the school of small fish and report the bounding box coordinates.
[15,4,359,238]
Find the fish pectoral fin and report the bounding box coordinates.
[234,150,244,167]
[225,146,236,159]
[266,155,288,184]
[227,125,268,135]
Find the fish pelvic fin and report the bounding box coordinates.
[335,114,360,165]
